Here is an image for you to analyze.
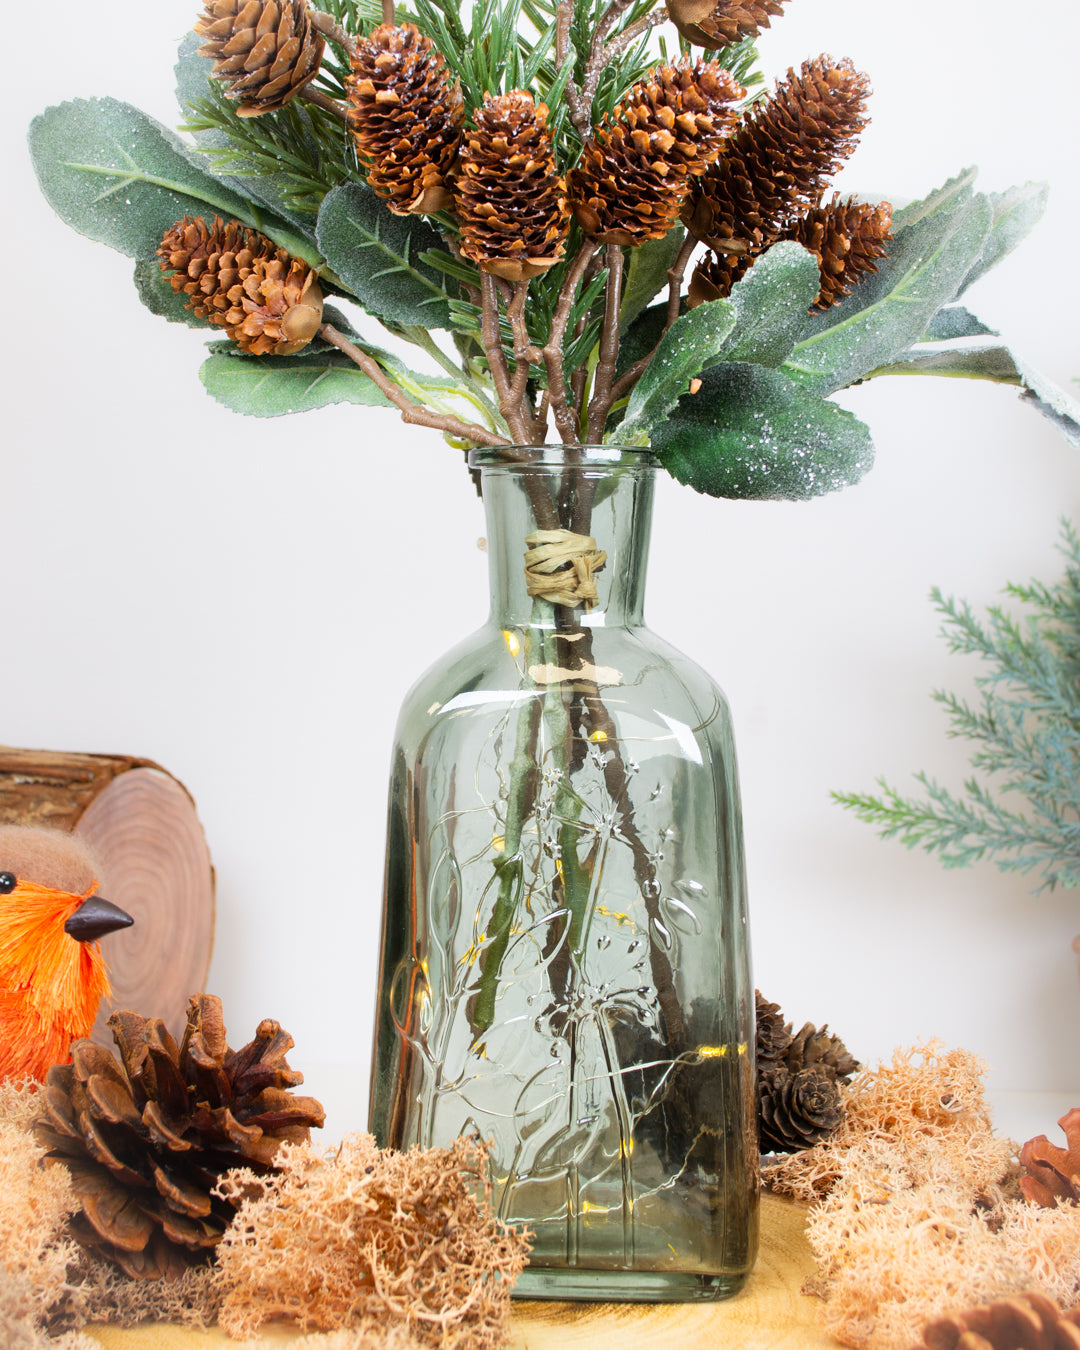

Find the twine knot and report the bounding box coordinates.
[523,529,607,610]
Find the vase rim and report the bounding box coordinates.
[468,445,658,470]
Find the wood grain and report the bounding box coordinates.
[83,1196,834,1350]
[0,746,215,1041]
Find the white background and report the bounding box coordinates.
[2,0,1078,1136]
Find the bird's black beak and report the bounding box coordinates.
[64,894,135,942]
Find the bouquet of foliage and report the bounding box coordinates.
[28,0,1078,493]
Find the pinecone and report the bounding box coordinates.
[33,994,325,1279]
[755,990,793,1065]
[912,1292,1080,1350]
[158,216,324,355]
[782,194,893,309]
[684,56,871,289]
[569,61,743,247]
[455,91,570,281]
[668,0,789,53]
[196,0,326,117]
[347,24,464,216]
[785,1019,860,1081]
[1019,1107,1080,1207]
[758,1065,842,1152]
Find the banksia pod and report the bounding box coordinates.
[455,91,570,281]
[684,56,871,275]
[33,995,325,1279]
[196,0,325,117]
[347,24,464,216]
[782,194,893,310]
[912,1292,1080,1350]
[158,215,324,355]
[569,61,743,246]
[668,0,789,53]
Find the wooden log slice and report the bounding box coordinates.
[0,747,215,1042]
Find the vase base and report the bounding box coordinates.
[512,1264,752,1303]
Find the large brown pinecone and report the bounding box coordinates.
[912,1292,1080,1350]
[569,61,743,247]
[684,56,871,294]
[755,990,793,1065]
[668,0,789,52]
[347,24,464,216]
[782,193,893,309]
[158,215,324,355]
[455,91,570,280]
[1019,1107,1080,1207]
[33,994,325,1279]
[196,0,325,117]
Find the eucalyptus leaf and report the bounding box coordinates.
[783,188,993,397]
[316,183,453,329]
[957,181,1049,296]
[715,241,821,367]
[652,363,874,501]
[615,298,737,444]
[619,229,685,331]
[28,97,320,267]
[200,350,396,416]
[133,257,213,328]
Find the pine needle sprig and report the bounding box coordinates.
[183,85,354,213]
[835,521,1080,893]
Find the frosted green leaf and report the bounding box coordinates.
[316,183,454,329]
[200,350,396,416]
[133,257,213,329]
[713,242,821,367]
[921,305,996,342]
[783,185,992,397]
[619,228,686,331]
[28,97,319,266]
[615,298,737,444]
[958,181,1048,296]
[652,362,874,500]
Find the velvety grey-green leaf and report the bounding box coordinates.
[653,362,874,500]
[714,241,820,366]
[133,257,215,328]
[619,228,685,331]
[957,181,1048,295]
[28,97,319,267]
[316,183,453,329]
[1013,356,1080,449]
[200,350,396,416]
[783,190,993,397]
[890,167,977,233]
[615,304,665,380]
[615,298,737,444]
[175,32,321,240]
[921,305,996,342]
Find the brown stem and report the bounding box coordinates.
[541,241,598,444]
[381,0,396,24]
[481,273,533,445]
[666,229,697,332]
[308,8,357,51]
[578,5,669,125]
[586,243,624,443]
[507,281,544,441]
[320,324,513,449]
[299,84,350,121]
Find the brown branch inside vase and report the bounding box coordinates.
[586,242,624,442]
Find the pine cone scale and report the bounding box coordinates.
[197,0,324,116]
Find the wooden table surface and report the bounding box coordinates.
[85,1195,834,1349]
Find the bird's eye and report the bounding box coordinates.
[0,873,16,895]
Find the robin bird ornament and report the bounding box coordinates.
[0,824,133,1081]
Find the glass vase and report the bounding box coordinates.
[369,446,758,1301]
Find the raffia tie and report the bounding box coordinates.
[523,529,607,609]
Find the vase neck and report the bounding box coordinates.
[474,447,656,628]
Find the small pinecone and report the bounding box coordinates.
[755,990,793,1065]
[196,0,325,117]
[347,24,464,216]
[684,56,871,288]
[758,1065,843,1153]
[33,994,325,1279]
[668,0,789,53]
[569,61,743,247]
[784,1019,860,1081]
[455,91,570,281]
[1019,1107,1080,1207]
[782,193,893,310]
[912,1292,1080,1350]
[158,215,323,355]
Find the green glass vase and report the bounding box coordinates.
[369,446,758,1301]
